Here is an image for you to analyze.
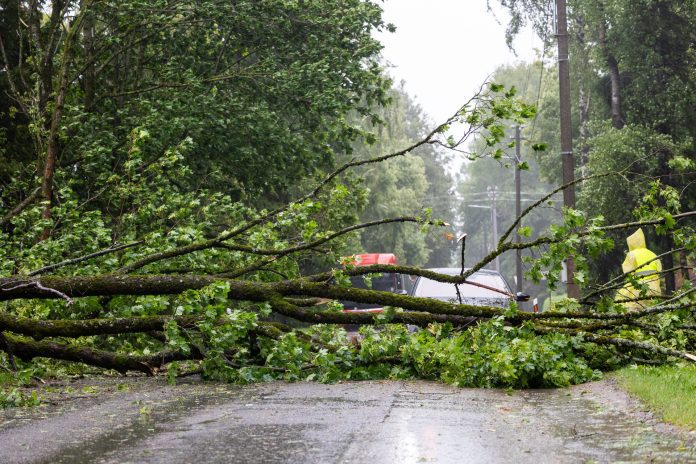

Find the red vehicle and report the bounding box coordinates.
[340,253,407,314]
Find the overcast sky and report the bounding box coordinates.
[374,0,540,124]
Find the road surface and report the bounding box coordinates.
[0,377,693,463]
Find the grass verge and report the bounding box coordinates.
[614,363,696,430]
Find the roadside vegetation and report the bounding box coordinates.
[615,363,696,430]
[0,0,694,406]
[1,365,42,408]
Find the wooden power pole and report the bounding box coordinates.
[514,125,523,293]
[556,0,579,298]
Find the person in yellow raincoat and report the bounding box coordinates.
[615,228,662,310]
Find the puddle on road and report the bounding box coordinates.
[31,381,267,464]
[339,383,695,464]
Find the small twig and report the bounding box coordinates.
[458,233,467,276]
[1,281,74,305]
[0,187,41,227]
[215,216,443,257]
[582,250,686,304]
[455,284,463,304]
[28,241,143,276]
[599,211,696,232]
[217,256,279,279]
[497,172,617,247]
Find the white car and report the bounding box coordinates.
[410,268,529,308]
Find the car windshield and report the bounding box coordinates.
[413,273,509,299]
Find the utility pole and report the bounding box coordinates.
[514,125,523,293]
[487,186,500,272]
[556,0,580,298]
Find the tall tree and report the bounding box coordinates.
[0,0,393,223]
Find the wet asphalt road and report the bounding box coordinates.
[0,378,694,464]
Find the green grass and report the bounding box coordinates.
[614,363,696,430]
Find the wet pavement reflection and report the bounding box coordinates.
[0,378,693,463]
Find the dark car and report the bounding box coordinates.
[339,253,407,314]
[339,272,407,312]
[410,268,528,308]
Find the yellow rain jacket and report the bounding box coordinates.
[615,228,662,310]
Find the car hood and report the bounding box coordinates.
[424,296,511,308]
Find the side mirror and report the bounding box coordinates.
[397,289,408,295]
[515,292,530,302]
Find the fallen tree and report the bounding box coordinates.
[0,204,693,387]
[1,83,694,389]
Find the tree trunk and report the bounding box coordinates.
[578,86,591,175]
[39,4,87,240]
[83,10,96,110]
[0,333,195,375]
[662,239,676,294]
[606,54,623,129]
[682,250,695,287]
[0,274,505,319]
[598,18,623,129]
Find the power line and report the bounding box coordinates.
[530,5,551,141]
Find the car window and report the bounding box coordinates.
[348,274,399,292]
[339,274,401,310]
[413,273,509,298]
